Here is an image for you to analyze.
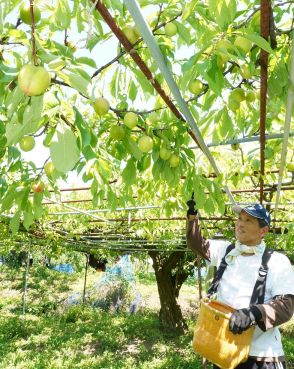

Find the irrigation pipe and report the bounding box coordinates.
[189,132,294,149]
[273,31,294,222]
[124,0,235,205]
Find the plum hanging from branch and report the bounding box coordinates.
[18,65,51,96]
[20,2,41,25]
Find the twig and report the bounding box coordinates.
[29,0,38,66]
[64,28,68,46]
[91,12,182,79]
[233,7,260,29]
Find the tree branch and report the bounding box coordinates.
[91,12,182,79]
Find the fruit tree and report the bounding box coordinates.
[0,0,293,333]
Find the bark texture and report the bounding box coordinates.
[149,250,190,335]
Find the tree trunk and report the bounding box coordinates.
[149,251,190,335]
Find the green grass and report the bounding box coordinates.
[0,265,293,369]
[0,307,202,369]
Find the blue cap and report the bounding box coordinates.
[232,204,271,226]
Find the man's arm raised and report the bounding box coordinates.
[186,196,211,261]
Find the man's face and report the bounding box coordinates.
[235,210,269,246]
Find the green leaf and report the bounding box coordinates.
[71,67,91,82]
[176,22,191,44]
[48,58,67,71]
[83,145,97,160]
[268,60,289,97]
[0,63,18,84]
[9,211,21,235]
[152,159,164,181]
[110,67,120,98]
[33,192,44,219]
[193,175,206,208]
[204,197,216,214]
[20,187,30,210]
[5,96,43,145]
[123,137,143,160]
[163,163,175,186]
[107,188,118,211]
[182,54,197,74]
[91,179,98,198]
[220,108,233,138]
[54,0,71,30]
[76,57,97,69]
[23,95,43,125]
[74,107,91,148]
[208,0,236,30]
[50,128,80,173]
[1,187,16,212]
[43,127,56,147]
[231,172,240,186]
[122,159,136,186]
[97,158,111,181]
[86,34,101,52]
[5,85,26,119]
[204,59,225,96]
[182,0,198,21]
[142,155,151,171]
[128,80,137,102]
[242,31,273,53]
[133,69,154,95]
[212,182,226,214]
[0,4,3,35]
[23,211,34,230]
[57,71,90,97]
[111,0,123,11]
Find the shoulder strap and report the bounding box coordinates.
[250,248,273,305]
[207,243,235,297]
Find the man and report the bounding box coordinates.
[186,201,294,369]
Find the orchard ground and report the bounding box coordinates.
[0,261,293,369]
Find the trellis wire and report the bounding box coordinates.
[45,197,114,224]
[41,184,294,197]
[46,203,294,217]
[48,205,160,216]
[41,190,294,206]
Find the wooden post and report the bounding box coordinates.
[82,254,89,303]
[22,244,31,318]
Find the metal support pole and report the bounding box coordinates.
[82,254,89,304]
[259,0,271,203]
